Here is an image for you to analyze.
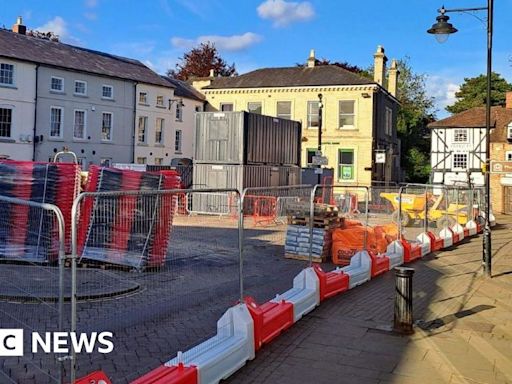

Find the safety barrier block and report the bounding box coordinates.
[385,240,404,269]
[463,227,470,238]
[416,233,432,256]
[439,227,454,248]
[451,223,464,243]
[401,239,422,263]
[166,304,255,384]
[271,267,320,323]
[313,264,349,301]
[367,251,390,277]
[130,364,198,384]
[340,251,372,289]
[76,371,112,384]
[244,296,293,351]
[466,220,478,236]
[427,232,444,252]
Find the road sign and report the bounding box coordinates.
[490,161,512,174]
[312,156,328,165]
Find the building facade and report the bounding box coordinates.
[192,47,401,185]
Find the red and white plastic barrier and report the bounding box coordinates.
[439,227,454,248]
[386,240,404,268]
[416,233,432,256]
[130,364,198,384]
[340,251,372,289]
[313,264,349,301]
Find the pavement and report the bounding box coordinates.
[227,215,512,384]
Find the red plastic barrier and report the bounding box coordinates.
[130,364,197,384]
[401,239,422,263]
[427,232,444,252]
[452,230,460,244]
[313,264,349,301]
[477,223,483,233]
[367,251,390,277]
[463,227,470,238]
[245,296,294,351]
[75,370,112,384]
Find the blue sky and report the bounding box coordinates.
[2,0,511,118]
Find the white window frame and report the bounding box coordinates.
[220,103,233,112]
[338,100,356,130]
[338,148,356,181]
[74,80,87,96]
[154,157,163,165]
[506,151,512,161]
[139,92,148,104]
[452,153,468,170]
[155,117,164,144]
[0,63,15,86]
[101,112,113,142]
[50,76,64,92]
[136,157,147,165]
[100,158,112,167]
[276,101,292,120]
[507,123,512,140]
[156,95,164,107]
[176,103,183,121]
[175,129,182,153]
[73,109,87,140]
[50,106,64,139]
[307,101,319,129]
[247,102,262,114]
[138,116,148,144]
[0,106,13,138]
[453,128,469,143]
[102,85,113,99]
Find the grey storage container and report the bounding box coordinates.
[194,111,301,166]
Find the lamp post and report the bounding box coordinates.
[317,93,324,184]
[427,0,493,277]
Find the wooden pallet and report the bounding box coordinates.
[285,253,329,263]
[287,216,343,228]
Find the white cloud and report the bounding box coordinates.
[84,12,97,21]
[143,52,179,75]
[426,75,460,117]
[257,0,314,27]
[84,0,98,8]
[171,32,262,52]
[36,16,82,45]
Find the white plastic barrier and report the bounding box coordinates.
[416,233,431,256]
[166,303,255,384]
[341,251,372,289]
[439,227,453,248]
[272,267,320,323]
[466,220,478,236]
[385,240,404,269]
[451,223,465,242]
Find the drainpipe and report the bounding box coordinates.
[32,64,39,161]
[132,82,138,163]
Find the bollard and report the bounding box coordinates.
[393,267,415,334]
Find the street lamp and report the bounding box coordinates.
[317,93,323,184]
[427,0,493,277]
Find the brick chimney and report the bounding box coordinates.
[373,45,387,87]
[307,49,316,68]
[12,16,26,35]
[388,59,399,97]
[506,91,512,109]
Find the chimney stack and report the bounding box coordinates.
[388,59,399,98]
[307,49,316,68]
[373,45,387,87]
[12,16,26,35]
[506,91,512,109]
[209,69,215,78]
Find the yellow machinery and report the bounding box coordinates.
[379,192,469,227]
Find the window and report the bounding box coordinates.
[155,118,164,144]
[176,103,183,121]
[0,108,12,138]
[307,101,319,128]
[453,129,468,143]
[339,100,355,129]
[220,103,233,112]
[452,153,468,169]
[156,96,164,107]
[307,149,316,165]
[506,151,512,161]
[73,110,86,139]
[136,157,147,165]
[50,107,63,138]
[175,129,182,152]
[385,107,392,135]
[74,80,87,95]
[195,105,203,112]
[338,149,354,180]
[247,102,262,114]
[138,116,147,143]
[154,157,163,165]
[100,158,111,167]
[102,85,113,99]
[507,123,512,140]
[276,101,291,120]
[0,63,14,85]
[101,112,112,141]
[50,77,64,92]
[139,92,147,104]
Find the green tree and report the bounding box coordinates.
[446,72,512,114]
[167,42,237,80]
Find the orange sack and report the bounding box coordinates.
[332,226,378,265]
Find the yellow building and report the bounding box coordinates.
[192,46,401,185]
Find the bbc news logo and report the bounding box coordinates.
[0,329,114,356]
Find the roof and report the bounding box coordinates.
[0,29,171,87]
[427,106,512,141]
[162,76,205,101]
[203,65,376,89]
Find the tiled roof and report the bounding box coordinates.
[203,65,376,89]
[162,76,205,101]
[0,29,171,87]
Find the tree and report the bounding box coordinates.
[296,58,369,76]
[167,42,237,80]
[446,72,512,114]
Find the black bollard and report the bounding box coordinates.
[393,267,415,334]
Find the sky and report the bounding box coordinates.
[2,0,511,118]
